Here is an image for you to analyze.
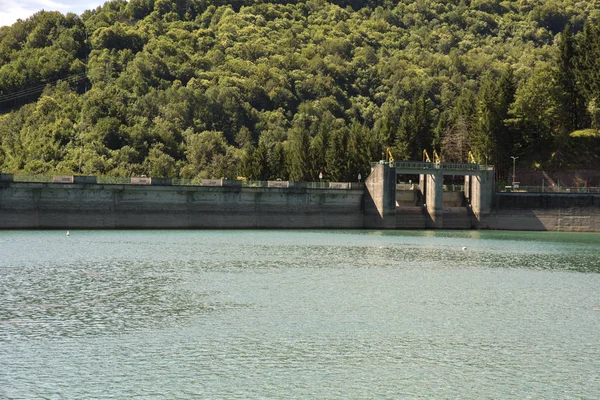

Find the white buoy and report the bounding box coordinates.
[66,231,70,237]
[462,246,467,251]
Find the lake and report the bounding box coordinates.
[1,230,599,399]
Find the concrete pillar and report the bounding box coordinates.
[364,163,396,229]
[426,170,443,228]
[464,175,471,201]
[419,174,426,200]
[470,170,494,228]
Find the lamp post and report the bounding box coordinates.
[510,156,518,186]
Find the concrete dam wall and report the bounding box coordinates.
[1,172,599,231]
[0,181,364,229]
[487,193,600,232]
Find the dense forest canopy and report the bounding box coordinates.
[0,0,599,182]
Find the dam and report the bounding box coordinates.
[0,161,598,231]
[364,161,494,230]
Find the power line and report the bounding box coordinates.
[0,72,88,104]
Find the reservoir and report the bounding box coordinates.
[1,230,599,399]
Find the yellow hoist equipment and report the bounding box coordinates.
[386,148,394,164]
[423,149,431,163]
[468,151,477,164]
[423,149,441,163]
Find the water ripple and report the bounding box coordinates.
[0,230,598,399]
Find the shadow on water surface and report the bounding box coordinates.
[0,258,239,341]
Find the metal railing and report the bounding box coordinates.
[96,177,132,185]
[372,161,494,171]
[13,175,53,183]
[498,186,600,194]
[396,183,420,191]
[443,184,465,192]
[171,178,203,186]
[396,183,464,192]
[392,161,433,170]
[5,174,597,194]
[1,174,364,190]
[438,162,492,171]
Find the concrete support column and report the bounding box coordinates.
[470,170,494,228]
[464,175,471,201]
[364,163,396,229]
[426,170,443,228]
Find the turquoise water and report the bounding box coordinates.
[1,230,599,399]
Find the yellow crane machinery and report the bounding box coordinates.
[468,151,477,164]
[386,147,394,164]
[423,149,431,163]
[423,149,440,163]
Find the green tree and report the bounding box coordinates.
[249,140,269,180]
[573,22,600,130]
[182,130,232,179]
[508,64,562,159]
[470,70,514,172]
[325,126,348,182]
[144,143,177,177]
[287,126,311,181]
[556,24,586,134]
[2,0,600,177]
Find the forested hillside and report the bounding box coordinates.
[0,0,599,182]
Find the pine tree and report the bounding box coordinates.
[250,141,268,180]
[556,24,586,133]
[411,93,432,158]
[325,127,347,182]
[392,108,411,161]
[470,71,514,172]
[495,68,517,171]
[268,142,286,180]
[287,127,311,181]
[573,22,600,129]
